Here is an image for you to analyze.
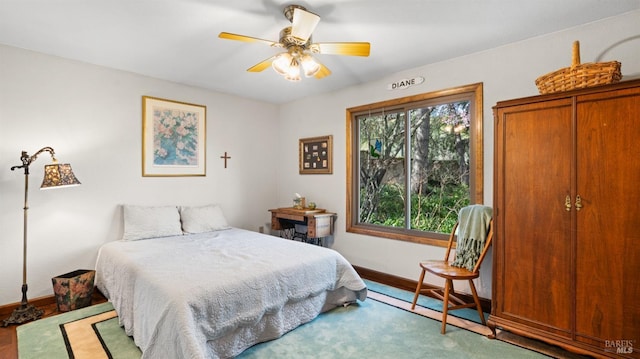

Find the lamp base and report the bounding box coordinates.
[2,304,44,327]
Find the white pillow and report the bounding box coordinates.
[122,205,183,241]
[180,204,230,234]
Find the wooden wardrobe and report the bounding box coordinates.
[490,79,640,358]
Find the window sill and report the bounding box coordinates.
[347,224,450,247]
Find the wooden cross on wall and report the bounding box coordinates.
[220,152,231,168]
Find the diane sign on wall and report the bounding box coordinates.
[387,76,425,90]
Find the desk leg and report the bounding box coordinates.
[271,213,282,231]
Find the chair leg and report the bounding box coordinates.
[441,279,452,334]
[411,268,426,310]
[468,279,486,325]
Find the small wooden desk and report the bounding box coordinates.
[269,208,336,239]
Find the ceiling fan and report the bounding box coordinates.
[218,4,370,82]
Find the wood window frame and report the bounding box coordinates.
[346,83,484,247]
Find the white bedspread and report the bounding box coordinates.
[95,228,367,359]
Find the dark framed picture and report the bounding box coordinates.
[299,135,332,174]
[142,96,206,177]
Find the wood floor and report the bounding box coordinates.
[0,291,107,359]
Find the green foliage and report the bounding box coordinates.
[411,183,469,233]
[357,98,472,236]
[365,182,469,234]
[364,183,405,227]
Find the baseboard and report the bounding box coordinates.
[0,289,107,317]
[354,265,492,314]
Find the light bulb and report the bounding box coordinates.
[284,59,301,82]
[272,53,293,76]
[301,54,320,77]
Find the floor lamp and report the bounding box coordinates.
[2,147,81,327]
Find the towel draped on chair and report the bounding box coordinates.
[451,205,493,271]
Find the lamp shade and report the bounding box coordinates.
[41,163,81,189]
[272,53,293,76]
[301,54,320,77]
[284,60,301,82]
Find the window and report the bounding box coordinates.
[346,83,484,246]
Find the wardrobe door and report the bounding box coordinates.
[494,98,574,336]
[575,87,640,355]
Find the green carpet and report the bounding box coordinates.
[18,285,549,359]
[17,302,141,359]
[239,298,547,358]
[364,279,489,323]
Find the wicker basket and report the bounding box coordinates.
[535,41,622,94]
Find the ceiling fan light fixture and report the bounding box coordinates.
[272,50,305,81]
[220,4,371,81]
[272,52,293,76]
[284,59,301,81]
[301,54,320,77]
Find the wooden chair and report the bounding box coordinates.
[411,206,494,334]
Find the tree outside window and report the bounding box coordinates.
[346,83,484,246]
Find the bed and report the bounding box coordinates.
[95,204,367,359]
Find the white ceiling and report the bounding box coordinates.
[1,0,638,104]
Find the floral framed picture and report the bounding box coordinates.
[299,135,333,174]
[142,96,206,176]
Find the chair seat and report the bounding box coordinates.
[420,260,480,280]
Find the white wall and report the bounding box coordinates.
[0,46,279,305]
[1,10,638,307]
[276,10,640,298]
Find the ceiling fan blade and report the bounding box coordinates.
[312,42,371,57]
[246,55,277,72]
[291,7,320,42]
[314,63,332,79]
[218,32,280,47]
